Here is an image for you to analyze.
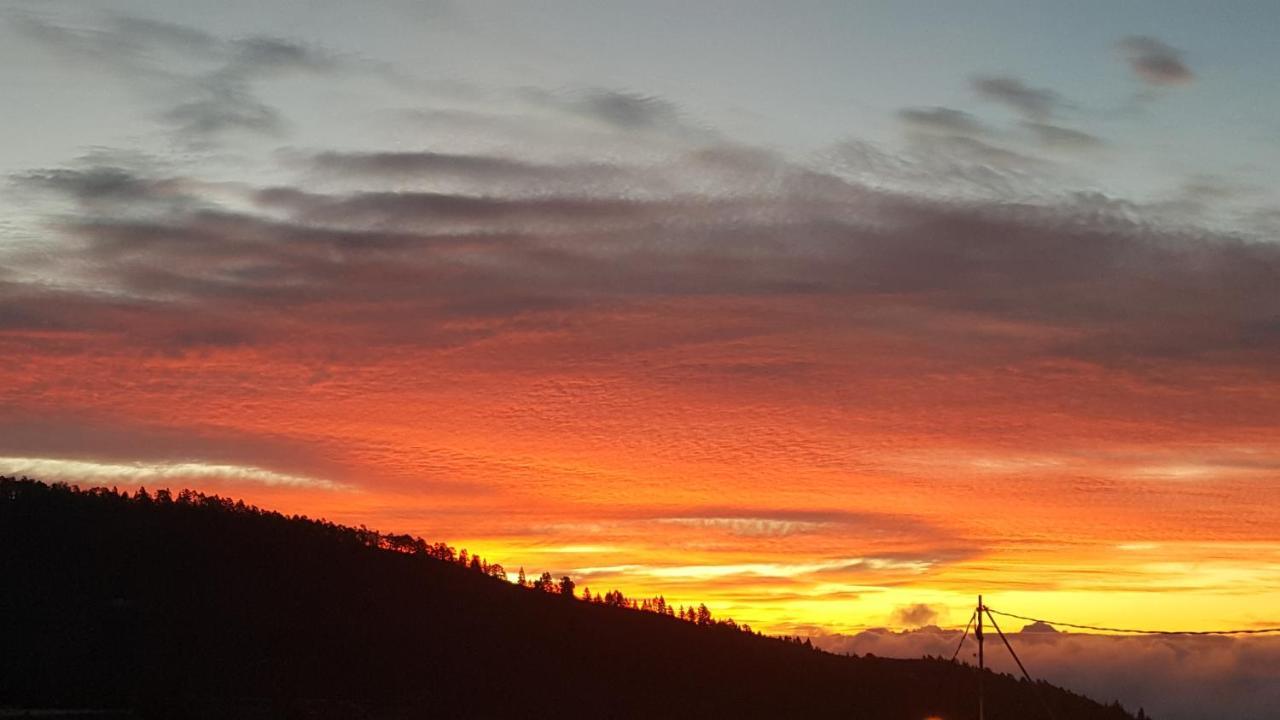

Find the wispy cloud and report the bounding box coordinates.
[0,456,349,490]
[972,75,1061,120]
[10,12,352,144]
[1023,121,1104,150]
[655,516,830,537]
[1119,36,1194,86]
[574,557,931,580]
[897,107,990,136]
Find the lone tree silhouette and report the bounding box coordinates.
[558,575,576,599]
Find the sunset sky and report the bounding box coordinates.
[3,0,1279,655]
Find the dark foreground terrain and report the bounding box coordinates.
[1,477,1138,719]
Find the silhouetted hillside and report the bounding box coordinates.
[0,478,1140,719]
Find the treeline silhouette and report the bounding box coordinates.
[1,477,1141,719]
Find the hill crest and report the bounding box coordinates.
[0,477,1140,719]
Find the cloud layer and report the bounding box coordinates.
[815,627,1280,720]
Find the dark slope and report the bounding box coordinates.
[1,478,1137,719]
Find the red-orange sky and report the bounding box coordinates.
[3,4,1280,646]
[7,258,1279,633]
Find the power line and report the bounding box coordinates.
[986,607,1280,636]
[928,598,1278,720]
[959,598,1280,720]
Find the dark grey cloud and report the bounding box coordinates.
[231,36,336,73]
[13,12,343,142]
[157,35,335,140]
[899,103,1101,162]
[517,87,714,142]
[252,186,655,229]
[877,106,1061,196]
[305,150,636,191]
[162,78,286,137]
[0,277,266,349]
[889,603,941,627]
[8,12,219,68]
[572,89,683,130]
[972,75,1061,120]
[16,167,179,204]
[898,107,988,136]
[1024,121,1105,150]
[827,139,1050,198]
[1119,36,1194,86]
[908,133,1044,169]
[109,15,220,53]
[899,76,1100,163]
[12,148,1280,370]
[311,150,557,179]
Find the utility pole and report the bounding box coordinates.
[976,594,985,720]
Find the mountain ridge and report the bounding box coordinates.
[0,477,1141,719]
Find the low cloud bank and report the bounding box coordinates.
[813,626,1280,720]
